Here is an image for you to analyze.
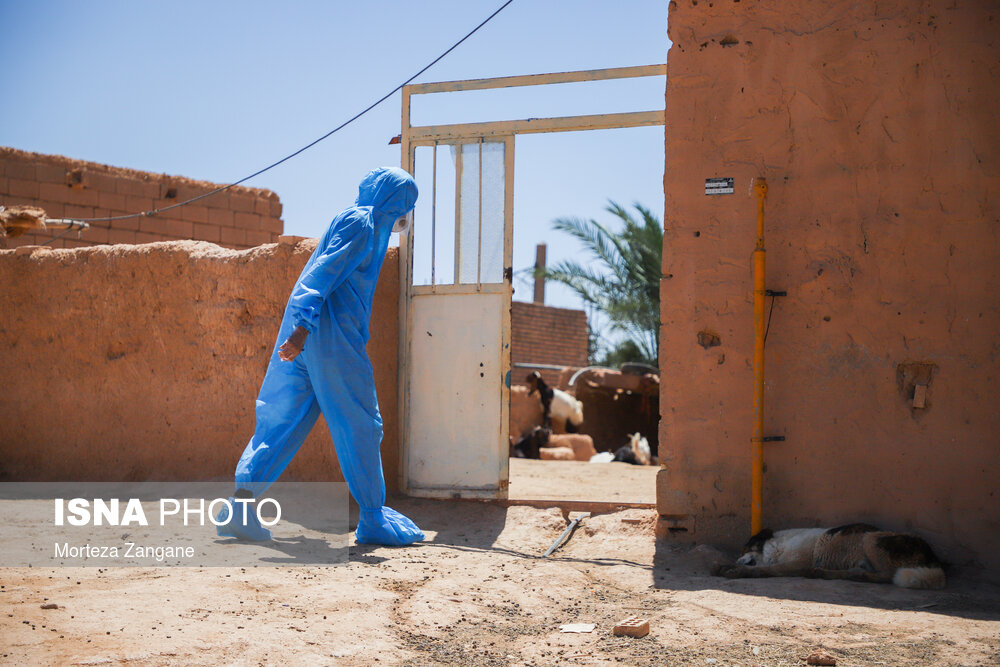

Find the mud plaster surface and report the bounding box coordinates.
[658,0,1000,570]
[2,501,998,666]
[0,240,400,490]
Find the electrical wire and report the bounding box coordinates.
[64,0,516,225]
[763,294,776,344]
[41,227,78,246]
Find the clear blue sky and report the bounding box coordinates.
[0,1,668,319]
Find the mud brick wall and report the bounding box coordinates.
[657,0,1000,573]
[0,147,283,249]
[0,241,400,493]
[511,300,589,387]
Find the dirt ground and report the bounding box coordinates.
[2,498,998,666]
[508,458,658,504]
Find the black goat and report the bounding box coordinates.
[510,426,551,459]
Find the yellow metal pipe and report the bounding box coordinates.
[751,178,768,535]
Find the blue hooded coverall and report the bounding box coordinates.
[218,167,424,546]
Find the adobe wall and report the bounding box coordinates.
[0,241,400,492]
[511,300,589,387]
[658,0,1000,572]
[0,147,283,249]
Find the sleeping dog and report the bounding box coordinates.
[713,523,946,589]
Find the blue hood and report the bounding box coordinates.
[355,167,418,224]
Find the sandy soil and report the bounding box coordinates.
[508,458,658,504]
[2,498,998,666]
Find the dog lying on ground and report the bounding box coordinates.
[712,523,946,589]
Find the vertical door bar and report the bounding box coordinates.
[398,87,413,493]
[454,146,463,286]
[499,134,515,497]
[431,143,437,287]
[503,136,515,274]
[477,138,484,291]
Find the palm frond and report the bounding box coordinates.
[539,200,664,366]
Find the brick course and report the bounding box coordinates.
[0,147,283,249]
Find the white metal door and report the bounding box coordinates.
[402,139,513,498]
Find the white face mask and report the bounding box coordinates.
[392,212,412,233]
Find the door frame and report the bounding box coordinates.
[398,64,667,497]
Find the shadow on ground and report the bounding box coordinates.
[650,533,1000,623]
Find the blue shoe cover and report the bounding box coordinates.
[215,497,273,542]
[355,506,425,546]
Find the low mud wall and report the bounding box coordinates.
[0,240,400,490]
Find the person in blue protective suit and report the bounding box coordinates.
[216,167,425,546]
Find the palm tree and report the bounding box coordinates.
[534,201,662,366]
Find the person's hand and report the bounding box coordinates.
[279,326,308,362]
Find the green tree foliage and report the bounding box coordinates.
[535,201,662,366]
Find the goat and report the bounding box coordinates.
[510,426,551,459]
[526,371,584,433]
[612,432,652,466]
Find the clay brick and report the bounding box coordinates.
[6,178,39,199]
[117,217,141,232]
[85,171,120,193]
[152,198,178,215]
[245,229,273,247]
[107,229,137,245]
[64,187,101,208]
[82,227,110,244]
[180,205,209,224]
[139,218,162,234]
[117,179,159,199]
[203,191,231,209]
[125,196,154,215]
[261,216,284,234]
[98,191,127,212]
[161,218,194,239]
[2,160,35,181]
[234,212,260,230]
[613,616,650,638]
[115,179,145,197]
[64,205,95,220]
[270,198,283,218]
[229,194,256,214]
[197,190,228,210]
[40,202,64,219]
[254,197,271,216]
[34,163,67,184]
[140,181,161,199]
[192,223,221,243]
[220,226,246,246]
[208,207,234,226]
[39,182,72,204]
[170,184,205,202]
